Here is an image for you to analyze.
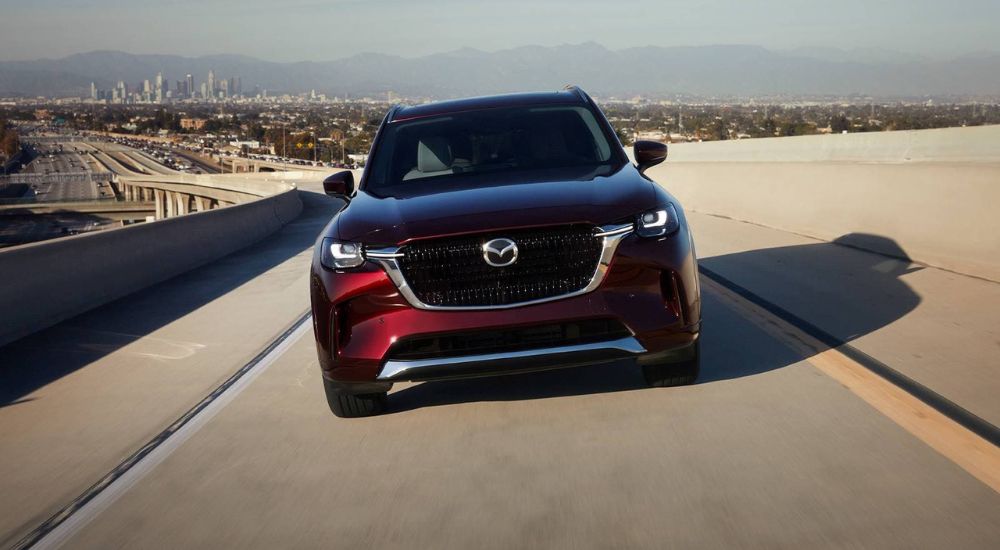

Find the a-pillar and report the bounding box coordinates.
[154,189,166,220]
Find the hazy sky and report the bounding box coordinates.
[1,0,998,61]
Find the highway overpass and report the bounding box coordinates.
[220,154,331,174]
[3,138,255,248]
[0,126,997,549]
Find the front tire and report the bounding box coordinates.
[324,378,387,418]
[641,341,700,387]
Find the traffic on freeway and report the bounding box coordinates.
[0,137,177,248]
[18,144,108,201]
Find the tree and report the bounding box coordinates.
[202,119,223,133]
[0,119,20,159]
[831,115,850,133]
[614,126,633,146]
[763,117,777,137]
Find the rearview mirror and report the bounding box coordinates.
[634,141,668,174]
[323,170,355,199]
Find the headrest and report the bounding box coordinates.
[417,137,453,172]
[528,126,568,158]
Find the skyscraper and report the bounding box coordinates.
[186,74,194,98]
[207,70,215,99]
[90,82,97,100]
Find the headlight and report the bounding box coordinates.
[320,238,365,269]
[636,204,680,238]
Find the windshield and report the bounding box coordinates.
[366,104,623,192]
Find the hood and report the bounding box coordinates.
[334,164,655,244]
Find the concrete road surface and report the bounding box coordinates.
[1,188,998,549]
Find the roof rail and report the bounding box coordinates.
[386,104,403,123]
[562,85,587,102]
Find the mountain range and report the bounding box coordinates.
[1,43,998,99]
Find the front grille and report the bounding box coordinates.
[387,319,631,361]
[398,225,603,307]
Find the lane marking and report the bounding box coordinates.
[14,312,312,550]
[701,274,1000,493]
[699,266,1000,447]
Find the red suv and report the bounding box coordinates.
[311,87,701,417]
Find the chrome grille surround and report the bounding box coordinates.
[366,223,633,311]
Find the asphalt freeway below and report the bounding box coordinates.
[1,191,998,548]
[20,150,100,201]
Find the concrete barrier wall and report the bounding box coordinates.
[0,186,302,347]
[646,125,1000,281]
[666,125,1000,164]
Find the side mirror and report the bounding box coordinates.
[323,170,355,199]
[634,141,668,174]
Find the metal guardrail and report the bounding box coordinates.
[0,171,115,185]
[0,196,120,207]
[22,136,87,144]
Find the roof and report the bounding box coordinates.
[391,88,588,122]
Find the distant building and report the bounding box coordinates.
[230,140,260,149]
[180,118,207,131]
[635,130,668,142]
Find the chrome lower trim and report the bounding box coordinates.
[366,223,634,311]
[377,336,647,381]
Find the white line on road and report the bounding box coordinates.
[25,316,312,550]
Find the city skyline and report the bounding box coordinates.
[4,43,999,100]
[89,68,249,104]
[1,0,998,62]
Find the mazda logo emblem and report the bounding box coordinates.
[482,238,518,267]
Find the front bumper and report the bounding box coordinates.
[310,229,701,384]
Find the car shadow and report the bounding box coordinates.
[386,233,922,414]
[0,190,342,406]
